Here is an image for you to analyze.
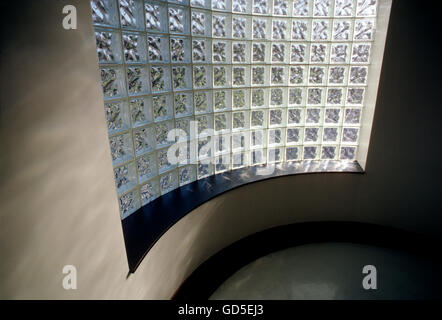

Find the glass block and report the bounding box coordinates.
[105,101,130,134]
[313,0,330,17]
[233,0,248,13]
[292,0,309,17]
[232,111,247,130]
[151,66,171,93]
[287,108,303,125]
[271,66,286,85]
[179,165,197,186]
[269,109,284,127]
[351,44,371,63]
[253,43,270,63]
[194,91,213,114]
[232,67,248,86]
[324,108,342,125]
[347,88,365,105]
[152,94,173,122]
[354,19,375,41]
[322,127,339,143]
[303,146,319,159]
[270,88,285,106]
[215,112,231,132]
[174,92,194,118]
[268,147,283,163]
[148,35,170,63]
[286,127,302,144]
[140,178,160,205]
[197,159,214,178]
[321,146,337,159]
[251,130,266,148]
[312,20,330,41]
[327,88,344,105]
[310,44,327,63]
[119,0,144,30]
[192,10,211,36]
[155,120,174,147]
[100,67,125,100]
[309,66,326,85]
[332,20,352,41]
[95,29,122,64]
[114,161,137,194]
[191,0,209,8]
[212,14,228,37]
[232,89,249,109]
[289,88,304,105]
[253,0,269,14]
[328,66,347,85]
[349,66,368,85]
[109,132,134,165]
[193,39,211,63]
[119,188,140,218]
[160,170,179,195]
[212,41,231,63]
[130,97,153,127]
[272,43,287,63]
[91,0,119,27]
[233,17,247,39]
[342,127,359,143]
[169,6,190,34]
[335,0,354,17]
[157,148,176,173]
[214,90,231,111]
[196,114,214,135]
[137,152,157,182]
[253,18,269,39]
[232,152,248,168]
[305,108,322,125]
[340,146,356,160]
[216,153,231,172]
[272,20,288,40]
[126,66,149,96]
[134,125,156,155]
[307,88,323,105]
[291,20,309,40]
[176,117,193,138]
[356,0,377,17]
[252,88,267,108]
[215,134,232,154]
[268,128,283,146]
[251,149,266,165]
[198,136,214,158]
[170,37,191,63]
[290,66,306,85]
[251,110,267,128]
[145,1,168,33]
[252,66,267,86]
[122,32,146,63]
[290,43,308,63]
[212,0,227,10]
[330,44,349,63]
[172,66,192,91]
[273,0,288,16]
[232,42,247,63]
[286,146,300,161]
[344,108,362,125]
[194,65,211,89]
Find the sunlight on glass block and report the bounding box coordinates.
[90,0,384,218]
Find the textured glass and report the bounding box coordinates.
[91,0,382,218]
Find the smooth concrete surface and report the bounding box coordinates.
[211,243,442,300]
[0,0,441,299]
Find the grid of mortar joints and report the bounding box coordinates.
[91,0,378,218]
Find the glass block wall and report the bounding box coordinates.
[91,0,379,218]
